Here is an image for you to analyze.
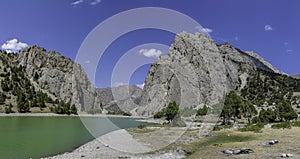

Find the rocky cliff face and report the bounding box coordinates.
[0,45,140,114]
[138,32,284,116]
[17,46,101,112]
[97,85,142,114]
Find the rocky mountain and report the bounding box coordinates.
[97,85,142,115]
[0,46,101,113]
[292,74,300,79]
[138,32,299,116]
[0,33,298,117]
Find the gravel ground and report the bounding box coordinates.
[42,129,185,159]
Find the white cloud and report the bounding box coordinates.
[90,0,101,5]
[136,83,145,89]
[1,39,28,53]
[200,28,213,33]
[264,25,273,31]
[284,42,289,46]
[72,0,102,6]
[195,26,213,34]
[234,36,239,41]
[71,0,84,6]
[286,49,293,53]
[138,49,162,58]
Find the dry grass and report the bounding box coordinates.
[129,126,300,158]
[183,127,300,159]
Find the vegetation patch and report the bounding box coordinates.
[241,69,300,106]
[153,101,179,123]
[213,125,232,131]
[196,105,208,116]
[221,91,257,125]
[0,59,78,115]
[292,121,300,127]
[137,124,146,129]
[181,132,254,157]
[239,123,264,133]
[271,122,292,129]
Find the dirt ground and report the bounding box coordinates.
[128,126,300,159]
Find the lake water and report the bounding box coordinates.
[0,116,146,159]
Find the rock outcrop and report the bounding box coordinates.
[138,32,284,116]
[97,85,142,114]
[17,46,101,112]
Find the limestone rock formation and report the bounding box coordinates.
[97,85,142,114]
[17,46,101,112]
[138,32,285,116]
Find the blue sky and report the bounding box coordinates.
[0,0,299,88]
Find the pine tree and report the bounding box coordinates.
[70,104,77,115]
[164,101,179,122]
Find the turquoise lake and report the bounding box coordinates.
[0,116,146,159]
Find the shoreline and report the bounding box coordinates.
[1,113,173,158]
[43,128,185,159]
[0,112,149,119]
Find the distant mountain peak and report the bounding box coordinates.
[292,74,300,79]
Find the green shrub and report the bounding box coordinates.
[271,122,291,129]
[122,112,131,116]
[70,104,78,115]
[51,101,77,115]
[293,121,300,127]
[220,91,257,125]
[164,101,179,122]
[239,123,264,133]
[137,125,146,129]
[213,125,232,131]
[0,93,6,104]
[4,104,14,114]
[153,102,179,123]
[259,108,276,122]
[251,116,260,123]
[154,111,165,118]
[196,105,208,116]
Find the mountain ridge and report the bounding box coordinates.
[0,46,102,113]
[0,32,298,117]
[137,32,298,116]
[97,85,142,115]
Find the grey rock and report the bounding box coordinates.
[97,85,142,114]
[280,153,293,158]
[222,148,253,155]
[262,139,279,146]
[233,149,241,154]
[138,32,284,116]
[224,149,233,155]
[17,46,101,112]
